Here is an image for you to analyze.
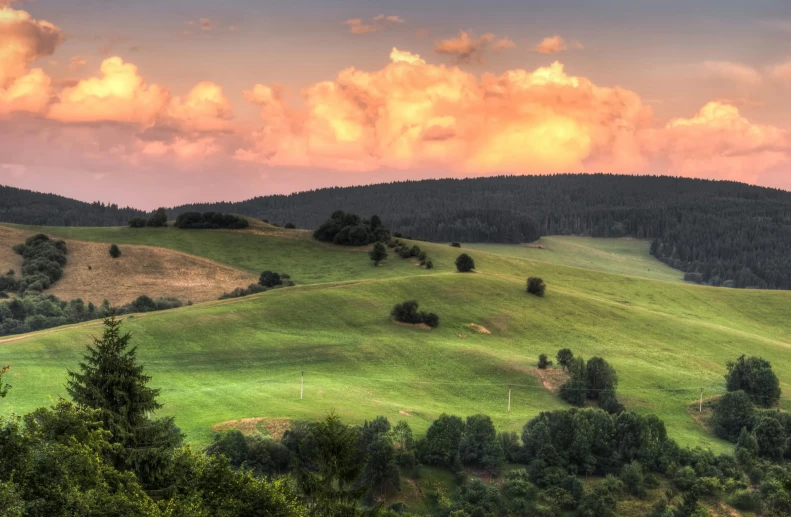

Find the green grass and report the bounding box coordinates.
[464,236,683,282]
[2,224,791,456]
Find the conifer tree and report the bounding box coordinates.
[67,316,181,492]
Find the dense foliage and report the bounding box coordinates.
[0,234,67,294]
[390,300,439,328]
[313,211,390,245]
[0,293,182,337]
[163,174,791,289]
[724,355,781,408]
[174,211,249,229]
[109,243,121,258]
[129,207,168,228]
[368,242,388,266]
[455,253,475,273]
[559,353,623,413]
[526,277,546,297]
[0,184,146,226]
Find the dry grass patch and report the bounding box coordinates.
[211,417,292,439]
[0,225,27,275]
[48,240,255,305]
[466,323,491,334]
[392,320,432,331]
[528,367,569,393]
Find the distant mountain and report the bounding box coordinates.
[4,174,791,289]
[168,174,791,289]
[0,184,145,227]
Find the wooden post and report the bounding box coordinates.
[699,388,703,412]
[300,371,304,400]
[508,386,511,412]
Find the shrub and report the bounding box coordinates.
[455,253,475,273]
[727,490,762,512]
[725,355,781,407]
[391,301,439,328]
[109,244,121,258]
[259,271,282,288]
[526,277,546,296]
[284,222,296,229]
[425,260,434,269]
[450,242,461,248]
[420,312,439,328]
[537,354,552,369]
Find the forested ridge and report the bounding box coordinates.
[0,184,145,226]
[4,174,791,288]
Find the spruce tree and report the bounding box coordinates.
[67,316,181,492]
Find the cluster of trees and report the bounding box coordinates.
[386,239,434,269]
[0,184,146,226]
[710,356,790,460]
[163,175,791,289]
[390,300,439,328]
[128,207,168,228]
[219,271,294,300]
[0,234,67,295]
[555,350,624,414]
[0,293,183,337]
[174,212,249,229]
[313,211,391,246]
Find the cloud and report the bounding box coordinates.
[69,56,87,70]
[48,56,171,125]
[532,35,583,54]
[769,59,791,83]
[166,81,234,132]
[661,101,790,182]
[345,14,404,34]
[0,5,62,115]
[0,5,63,84]
[434,30,515,63]
[702,60,762,85]
[237,48,791,183]
[199,18,213,31]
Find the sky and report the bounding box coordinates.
[0,0,790,209]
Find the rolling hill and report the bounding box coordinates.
[1,221,789,454]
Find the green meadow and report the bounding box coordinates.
[2,224,791,454]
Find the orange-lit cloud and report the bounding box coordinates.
[434,30,515,62]
[702,60,762,85]
[533,35,582,54]
[69,56,87,70]
[770,59,791,83]
[345,14,404,34]
[166,81,234,132]
[237,48,791,182]
[48,56,171,125]
[660,101,790,182]
[0,5,61,115]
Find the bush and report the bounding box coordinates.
[451,242,461,248]
[725,355,781,407]
[109,244,121,258]
[537,354,552,369]
[219,283,267,300]
[526,277,546,296]
[284,222,296,229]
[727,490,762,512]
[425,260,434,269]
[455,253,475,273]
[391,300,439,328]
[259,271,283,288]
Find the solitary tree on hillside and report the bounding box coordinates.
[67,317,182,491]
[109,244,121,258]
[369,242,388,266]
[455,253,475,273]
[556,348,574,371]
[725,355,781,407]
[527,277,546,297]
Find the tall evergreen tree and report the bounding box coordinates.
[66,316,182,493]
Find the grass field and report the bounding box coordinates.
[2,223,790,455]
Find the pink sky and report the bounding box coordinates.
[0,0,790,209]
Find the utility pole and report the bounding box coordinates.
[699,388,703,412]
[301,371,304,400]
[508,386,511,413]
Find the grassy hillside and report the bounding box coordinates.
[2,224,790,455]
[464,236,683,283]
